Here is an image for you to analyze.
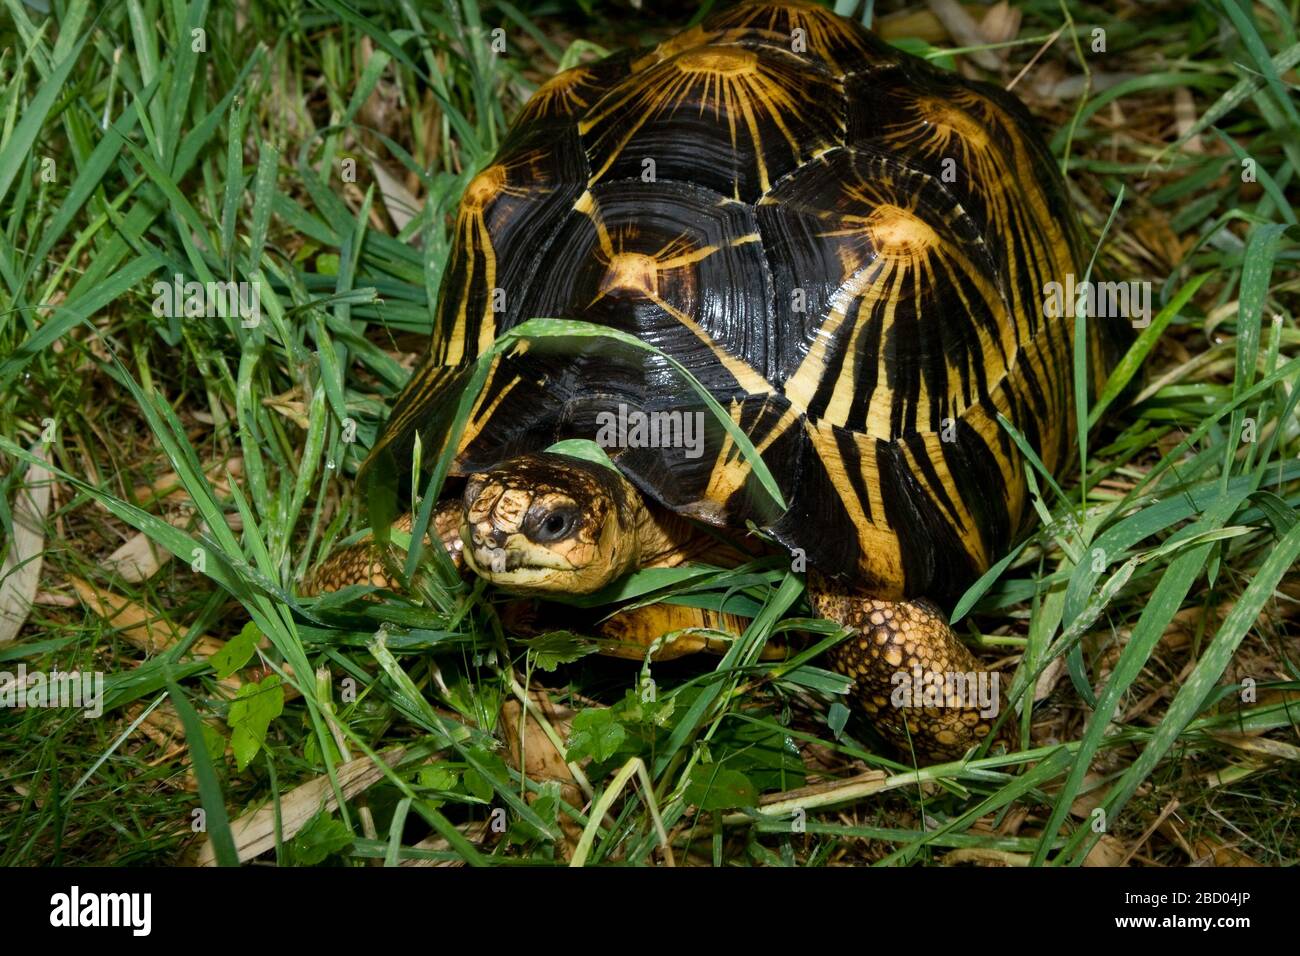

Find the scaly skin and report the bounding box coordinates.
[299,501,463,596]
[807,578,1013,760]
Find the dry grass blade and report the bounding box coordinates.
[191,747,409,866]
[926,0,1003,70]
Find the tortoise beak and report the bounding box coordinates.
[468,540,522,574]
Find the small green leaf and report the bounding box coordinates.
[210,622,260,679]
[228,674,284,771]
[544,438,620,472]
[682,766,758,811]
[518,631,599,671]
[566,708,626,763]
[462,767,494,803]
[826,701,851,740]
[418,765,457,791]
[289,812,354,866]
[616,687,675,728]
[711,720,805,792]
[509,782,561,844]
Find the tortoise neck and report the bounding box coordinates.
[630,498,701,568]
[629,496,762,570]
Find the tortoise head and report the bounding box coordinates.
[459,453,642,595]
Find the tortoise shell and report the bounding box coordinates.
[368,0,1126,602]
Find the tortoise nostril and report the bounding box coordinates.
[472,527,508,549]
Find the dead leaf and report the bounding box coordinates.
[1189,836,1261,867]
[876,9,948,43]
[101,511,243,583]
[1083,834,1130,866]
[130,456,242,505]
[370,161,422,235]
[926,0,1002,71]
[1063,773,1111,819]
[401,822,490,867]
[979,2,1021,46]
[0,443,53,644]
[501,692,585,855]
[941,848,1028,866]
[1209,732,1300,762]
[102,537,165,583]
[1174,87,1204,154]
[69,576,223,656]
[1033,656,1066,701]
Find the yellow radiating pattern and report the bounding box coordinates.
[631,25,720,72]
[675,47,759,75]
[580,44,836,197]
[429,156,539,367]
[881,89,1078,469]
[702,400,799,514]
[712,0,890,74]
[782,176,1013,438]
[576,194,772,395]
[900,434,986,568]
[456,351,526,454]
[364,2,1102,595]
[803,418,903,595]
[962,398,1024,523]
[517,66,597,123]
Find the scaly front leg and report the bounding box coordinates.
[300,500,465,595]
[808,578,1013,760]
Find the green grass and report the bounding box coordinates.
[1,0,1298,867]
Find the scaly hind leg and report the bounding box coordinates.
[807,580,1012,760]
[300,501,464,595]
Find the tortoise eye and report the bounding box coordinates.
[531,508,576,543]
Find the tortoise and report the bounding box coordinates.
[306,0,1129,760]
